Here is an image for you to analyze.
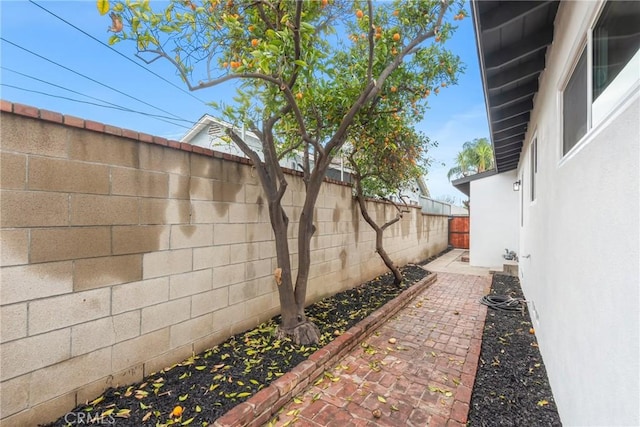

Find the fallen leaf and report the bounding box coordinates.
[537,399,549,406]
[142,411,152,422]
[377,395,387,403]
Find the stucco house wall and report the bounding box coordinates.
[515,2,639,425]
[468,170,519,268]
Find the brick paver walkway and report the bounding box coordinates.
[266,272,491,426]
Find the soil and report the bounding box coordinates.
[468,274,562,427]
[43,260,434,427]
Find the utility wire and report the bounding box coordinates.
[2,66,194,125]
[28,0,210,107]
[0,36,191,124]
[2,83,192,130]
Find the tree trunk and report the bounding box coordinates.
[355,194,403,285]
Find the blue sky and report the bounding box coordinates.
[0,1,489,203]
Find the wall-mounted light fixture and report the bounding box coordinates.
[513,180,521,191]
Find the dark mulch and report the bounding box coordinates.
[468,274,562,427]
[44,258,437,427]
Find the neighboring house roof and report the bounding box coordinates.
[451,169,499,197]
[471,0,559,173]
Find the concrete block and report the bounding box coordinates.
[191,200,229,223]
[68,129,138,167]
[191,155,223,180]
[191,287,229,317]
[29,288,111,335]
[220,182,245,203]
[0,229,29,267]
[246,259,272,280]
[139,198,190,225]
[0,152,26,190]
[229,243,259,263]
[139,144,189,174]
[143,344,193,377]
[228,202,259,223]
[73,254,142,291]
[75,364,144,404]
[193,245,230,270]
[71,311,140,356]
[245,294,276,318]
[246,223,273,242]
[0,261,72,305]
[70,194,138,225]
[30,227,111,263]
[0,303,27,343]
[112,277,169,314]
[214,223,246,245]
[211,303,245,333]
[142,249,192,279]
[228,281,258,306]
[28,157,110,194]
[189,176,221,201]
[29,347,112,406]
[0,190,68,228]
[112,328,170,372]
[170,224,213,249]
[0,328,70,381]
[112,225,170,255]
[0,390,76,427]
[169,269,213,300]
[141,297,190,334]
[0,373,30,417]
[170,314,214,348]
[111,167,168,198]
[0,114,68,158]
[212,263,245,288]
[169,173,190,200]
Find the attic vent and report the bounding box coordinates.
[208,123,225,137]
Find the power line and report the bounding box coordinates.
[1,83,192,130]
[2,66,193,125]
[27,0,209,107]
[0,36,191,124]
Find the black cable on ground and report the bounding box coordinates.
[480,295,526,312]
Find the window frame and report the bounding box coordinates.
[530,136,537,203]
[559,0,640,162]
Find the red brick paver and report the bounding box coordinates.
[266,273,490,426]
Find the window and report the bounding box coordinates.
[562,1,640,156]
[563,48,588,155]
[593,2,640,100]
[530,137,537,202]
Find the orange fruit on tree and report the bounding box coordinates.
[251,38,259,47]
[393,9,399,16]
[356,9,364,19]
[248,24,255,32]
[296,92,303,100]
[435,36,441,42]
[441,82,447,87]
[321,0,328,7]
[390,86,397,93]
[223,61,229,68]
[425,89,431,97]
[392,32,400,42]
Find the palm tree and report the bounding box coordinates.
[447,137,495,180]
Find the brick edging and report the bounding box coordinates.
[213,271,439,427]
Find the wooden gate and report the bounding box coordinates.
[449,216,469,249]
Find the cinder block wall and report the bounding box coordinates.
[0,102,448,426]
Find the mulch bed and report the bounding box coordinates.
[44,257,439,427]
[468,274,562,426]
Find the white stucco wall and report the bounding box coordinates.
[516,2,639,425]
[468,170,519,268]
